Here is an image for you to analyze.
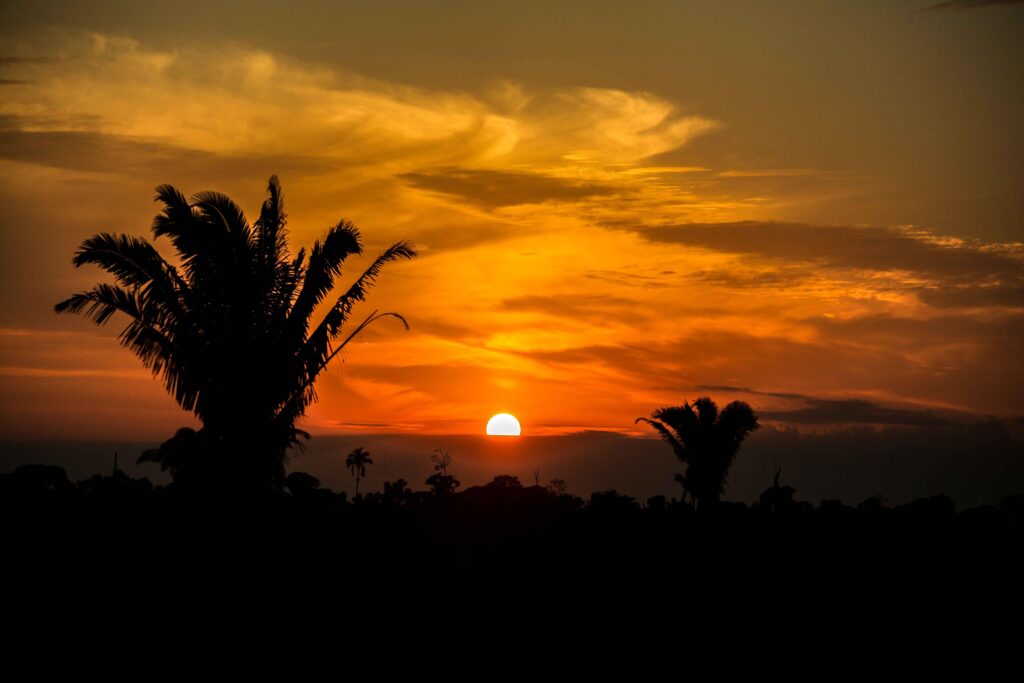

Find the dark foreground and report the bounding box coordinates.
[2,467,1021,658]
[5,464,1022,600]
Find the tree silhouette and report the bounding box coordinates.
[55,176,416,492]
[426,447,459,496]
[345,447,373,497]
[636,397,759,510]
[137,426,208,488]
[487,475,523,489]
[754,465,799,514]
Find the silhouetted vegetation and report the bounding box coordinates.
[54,176,416,494]
[4,451,1022,618]
[345,447,373,497]
[426,447,460,496]
[637,396,759,510]
[4,461,1019,566]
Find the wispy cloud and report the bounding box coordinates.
[696,384,984,427]
[915,0,1024,12]
[620,220,1024,309]
[401,168,621,208]
[500,294,643,322]
[0,34,718,181]
[716,169,823,178]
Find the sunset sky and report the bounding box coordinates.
[1,0,1022,446]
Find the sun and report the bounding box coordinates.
[486,413,521,437]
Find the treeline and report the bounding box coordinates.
[5,462,1023,604]
[4,462,1021,533]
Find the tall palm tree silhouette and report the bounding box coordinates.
[55,176,416,492]
[345,447,373,497]
[636,397,759,510]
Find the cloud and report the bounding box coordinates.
[695,385,809,401]
[0,57,53,65]
[915,0,1024,12]
[761,399,953,427]
[627,221,1022,279]
[401,167,621,207]
[690,267,809,289]
[621,220,1024,308]
[0,127,330,177]
[405,317,489,342]
[695,384,974,427]
[915,283,1024,309]
[0,366,145,379]
[583,269,674,289]
[500,294,641,322]
[716,169,823,178]
[0,33,717,182]
[804,312,1024,346]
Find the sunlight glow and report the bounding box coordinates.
[486,413,522,437]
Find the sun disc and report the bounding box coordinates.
[486,413,521,437]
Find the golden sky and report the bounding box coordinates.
[0,1,1022,440]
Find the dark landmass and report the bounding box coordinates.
[4,463,1021,576]
[5,463,1022,630]
[6,422,1023,507]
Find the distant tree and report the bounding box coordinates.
[487,475,523,489]
[754,466,798,514]
[857,496,886,513]
[345,447,373,497]
[588,490,640,516]
[137,426,208,487]
[426,448,459,496]
[382,478,409,506]
[1,464,73,497]
[897,493,956,518]
[645,495,669,512]
[285,471,321,497]
[548,479,568,496]
[637,396,759,511]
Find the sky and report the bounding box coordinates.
[0,1,1022,461]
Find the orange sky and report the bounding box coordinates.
[0,2,1022,441]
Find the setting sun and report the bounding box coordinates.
[486,413,522,437]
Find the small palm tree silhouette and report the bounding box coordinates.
[345,447,373,497]
[636,397,759,510]
[55,176,415,492]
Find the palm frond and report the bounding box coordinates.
[70,232,189,319]
[254,175,288,268]
[192,190,252,247]
[636,416,686,461]
[297,241,417,379]
[287,220,363,335]
[324,241,417,331]
[55,284,152,326]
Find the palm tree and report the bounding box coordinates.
[636,396,759,511]
[55,176,416,492]
[345,447,373,497]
